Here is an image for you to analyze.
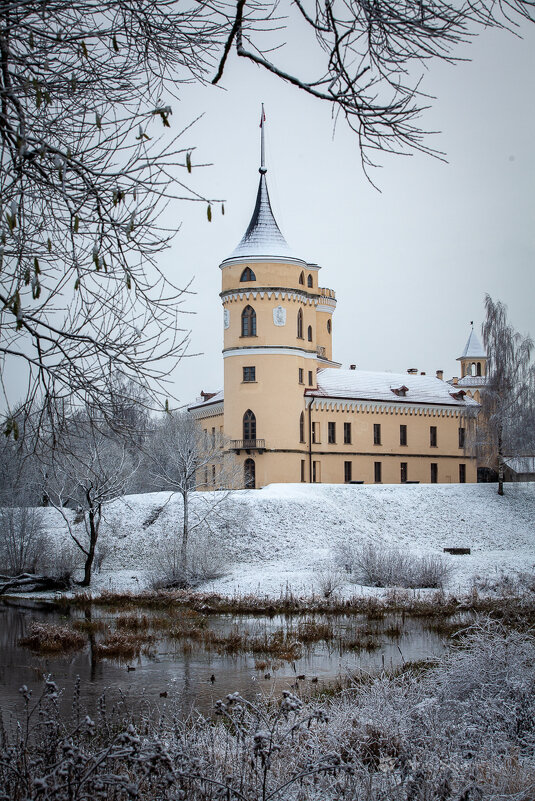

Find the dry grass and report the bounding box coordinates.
[19,623,86,653]
[93,630,155,660]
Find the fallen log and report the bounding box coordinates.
[0,573,71,595]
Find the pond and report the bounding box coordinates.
[0,599,453,720]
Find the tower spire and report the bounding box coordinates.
[259,103,266,174]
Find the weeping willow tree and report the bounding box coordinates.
[476,295,535,496]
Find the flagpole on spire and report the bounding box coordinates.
[259,103,266,174]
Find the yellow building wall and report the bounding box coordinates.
[307,404,476,485]
[224,353,312,444]
[221,261,318,293]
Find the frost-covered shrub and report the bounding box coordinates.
[471,568,535,597]
[2,625,535,801]
[150,529,227,589]
[339,541,453,588]
[0,507,47,574]
[314,560,345,598]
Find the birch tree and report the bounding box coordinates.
[478,295,535,496]
[148,412,239,583]
[45,421,137,585]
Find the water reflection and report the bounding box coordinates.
[0,600,449,719]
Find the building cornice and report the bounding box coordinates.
[219,255,310,269]
[219,286,320,305]
[223,345,319,360]
[307,397,476,416]
[188,401,224,419]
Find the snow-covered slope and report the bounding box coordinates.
[37,483,535,597]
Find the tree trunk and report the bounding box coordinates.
[80,507,99,587]
[180,491,188,575]
[497,431,504,496]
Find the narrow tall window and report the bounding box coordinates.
[459,464,466,483]
[312,422,319,444]
[400,424,407,446]
[344,461,352,483]
[327,319,332,334]
[297,308,303,339]
[328,422,336,444]
[243,366,256,382]
[299,271,305,285]
[458,427,465,448]
[344,422,351,444]
[307,275,313,288]
[241,305,256,337]
[298,368,304,384]
[373,423,381,445]
[211,465,216,485]
[308,370,313,386]
[243,409,256,442]
[476,362,482,376]
[430,426,437,447]
[431,463,438,484]
[400,462,408,483]
[244,458,255,488]
[312,460,320,483]
[299,412,305,443]
[307,325,313,342]
[240,267,256,282]
[300,460,305,482]
[374,462,382,483]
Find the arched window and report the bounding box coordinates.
[471,362,476,376]
[327,319,332,334]
[241,305,256,337]
[299,412,305,443]
[297,308,303,339]
[307,325,313,342]
[243,409,256,443]
[307,275,313,288]
[240,267,256,282]
[244,458,256,489]
[476,362,482,376]
[299,271,305,285]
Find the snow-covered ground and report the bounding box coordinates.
[35,482,535,597]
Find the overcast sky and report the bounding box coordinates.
[150,19,534,406]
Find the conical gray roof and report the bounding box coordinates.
[458,327,486,360]
[225,172,297,262]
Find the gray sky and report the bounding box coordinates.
[160,19,534,407]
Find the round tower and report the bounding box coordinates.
[220,109,337,488]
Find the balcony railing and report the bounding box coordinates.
[230,438,266,453]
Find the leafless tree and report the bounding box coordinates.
[211,0,535,174]
[44,421,137,586]
[475,295,535,496]
[0,2,223,443]
[148,412,240,582]
[2,1,534,445]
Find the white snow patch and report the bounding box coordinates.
[19,483,535,598]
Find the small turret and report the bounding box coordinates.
[457,323,487,379]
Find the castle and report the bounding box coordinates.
[189,117,480,489]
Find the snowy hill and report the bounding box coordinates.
[37,482,535,597]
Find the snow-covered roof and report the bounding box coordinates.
[458,328,486,360]
[504,456,535,475]
[309,369,479,406]
[188,389,224,411]
[223,173,300,263]
[457,375,487,387]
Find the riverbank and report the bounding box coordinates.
[18,482,535,598]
